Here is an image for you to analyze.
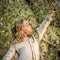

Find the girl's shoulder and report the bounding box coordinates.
[10,39,24,45]
[10,40,24,49]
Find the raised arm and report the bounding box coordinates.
[2,45,16,60]
[37,11,55,41]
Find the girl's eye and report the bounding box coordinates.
[26,23,29,25]
[25,23,29,26]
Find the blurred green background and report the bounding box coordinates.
[0,0,60,60]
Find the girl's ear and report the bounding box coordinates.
[16,25,21,32]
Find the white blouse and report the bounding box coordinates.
[2,15,53,60]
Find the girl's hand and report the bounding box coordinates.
[49,6,57,17]
[49,11,55,17]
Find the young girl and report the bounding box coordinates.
[2,10,55,60]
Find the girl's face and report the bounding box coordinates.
[22,20,32,36]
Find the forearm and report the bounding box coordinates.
[2,45,15,60]
[37,15,53,41]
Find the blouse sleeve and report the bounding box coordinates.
[2,45,16,60]
[37,15,53,41]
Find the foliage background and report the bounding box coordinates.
[0,0,60,60]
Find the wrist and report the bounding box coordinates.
[46,15,53,21]
[49,11,55,17]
